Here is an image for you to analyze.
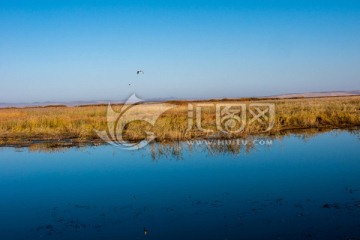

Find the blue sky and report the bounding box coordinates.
[1,0,360,103]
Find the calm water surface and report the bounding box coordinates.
[0,131,359,239]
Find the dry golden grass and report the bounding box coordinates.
[0,96,359,146]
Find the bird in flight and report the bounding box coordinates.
[129,70,144,86]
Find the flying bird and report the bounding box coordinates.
[129,70,144,86]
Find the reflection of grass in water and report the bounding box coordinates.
[0,96,359,145]
[8,129,359,157]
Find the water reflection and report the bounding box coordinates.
[4,129,359,160]
[0,130,360,239]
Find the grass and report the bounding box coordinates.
[0,96,359,146]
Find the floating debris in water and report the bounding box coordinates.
[322,203,340,209]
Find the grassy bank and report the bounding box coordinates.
[0,96,359,146]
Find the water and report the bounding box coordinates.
[0,131,359,239]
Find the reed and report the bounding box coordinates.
[0,96,359,145]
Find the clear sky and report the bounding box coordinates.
[1,0,360,103]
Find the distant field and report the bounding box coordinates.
[0,96,359,146]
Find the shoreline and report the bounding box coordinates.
[1,127,358,149]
